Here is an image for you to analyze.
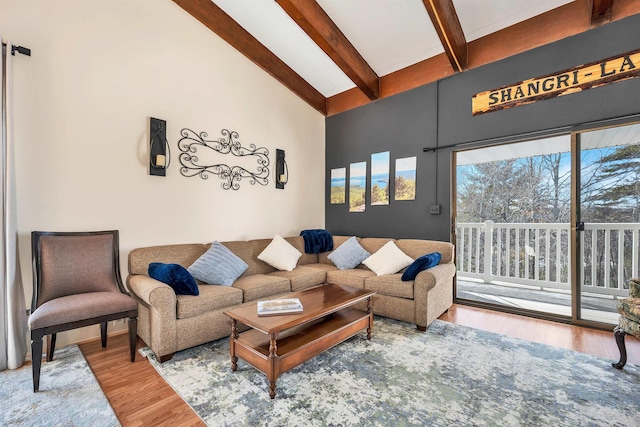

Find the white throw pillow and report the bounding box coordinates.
[362,241,414,276]
[257,235,302,271]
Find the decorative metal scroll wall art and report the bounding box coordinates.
[177,128,269,190]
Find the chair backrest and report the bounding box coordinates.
[31,230,126,310]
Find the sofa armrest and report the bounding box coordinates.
[127,274,178,359]
[127,274,177,313]
[413,263,456,329]
[414,263,456,292]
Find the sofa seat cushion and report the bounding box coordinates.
[303,263,338,273]
[326,269,375,289]
[233,274,291,302]
[176,285,243,319]
[364,274,414,299]
[268,266,326,292]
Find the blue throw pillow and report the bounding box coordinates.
[148,262,199,296]
[188,241,248,286]
[327,236,371,270]
[401,252,442,281]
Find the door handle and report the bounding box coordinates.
[576,221,585,231]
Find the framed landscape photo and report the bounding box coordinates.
[371,151,389,205]
[349,161,366,212]
[330,167,346,204]
[395,157,416,201]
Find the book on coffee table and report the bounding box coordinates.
[257,298,303,316]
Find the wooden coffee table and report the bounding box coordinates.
[223,283,375,399]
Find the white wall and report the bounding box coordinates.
[1,0,325,346]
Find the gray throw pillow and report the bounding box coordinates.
[327,236,370,270]
[188,241,248,286]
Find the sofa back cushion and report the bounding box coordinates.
[284,236,318,265]
[128,244,207,276]
[127,236,454,280]
[220,240,274,277]
[359,238,394,255]
[396,239,454,264]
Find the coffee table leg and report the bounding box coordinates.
[268,333,278,399]
[269,381,277,399]
[366,296,373,340]
[230,319,238,371]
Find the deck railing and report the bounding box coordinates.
[456,221,640,298]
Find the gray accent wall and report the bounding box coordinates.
[326,14,640,242]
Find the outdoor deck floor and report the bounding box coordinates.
[456,278,620,324]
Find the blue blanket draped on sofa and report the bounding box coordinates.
[300,229,334,254]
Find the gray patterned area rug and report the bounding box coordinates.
[0,344,119,427]
[141,318,640,427]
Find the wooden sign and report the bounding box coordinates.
[472,48,640,116]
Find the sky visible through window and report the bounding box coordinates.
[456,124,640,223]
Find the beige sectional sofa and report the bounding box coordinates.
[127,235,456,362]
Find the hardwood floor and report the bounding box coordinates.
[79,304,640,426]
[80,335,205,427]
[439,304,640,364]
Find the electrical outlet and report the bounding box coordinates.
[114,319,125,325]
[429,204,441,215]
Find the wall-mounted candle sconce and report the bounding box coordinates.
[275,149,288,189]
[150,117,170,176]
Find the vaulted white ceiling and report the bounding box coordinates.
[213,0,572,97]
[173,0,638,115]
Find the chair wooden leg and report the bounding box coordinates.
[31,330,44,392]
[46,333,57,362]
[101,322,108,348]
[129,317,137,362]
[612,325,628,369]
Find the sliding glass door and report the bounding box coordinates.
[455,135,573,318]
[576,123,640,324]
[454,121,640,326]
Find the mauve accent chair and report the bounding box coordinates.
[613,278,640,369]
[28,230,138,392]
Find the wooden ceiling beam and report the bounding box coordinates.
[422,0,467,72]
[327,53,455,116]
[276,0,380,100]
[172,0,327,115]
[612,0,640,19]
[591,0,614,27]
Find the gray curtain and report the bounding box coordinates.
[1,38,27,371]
